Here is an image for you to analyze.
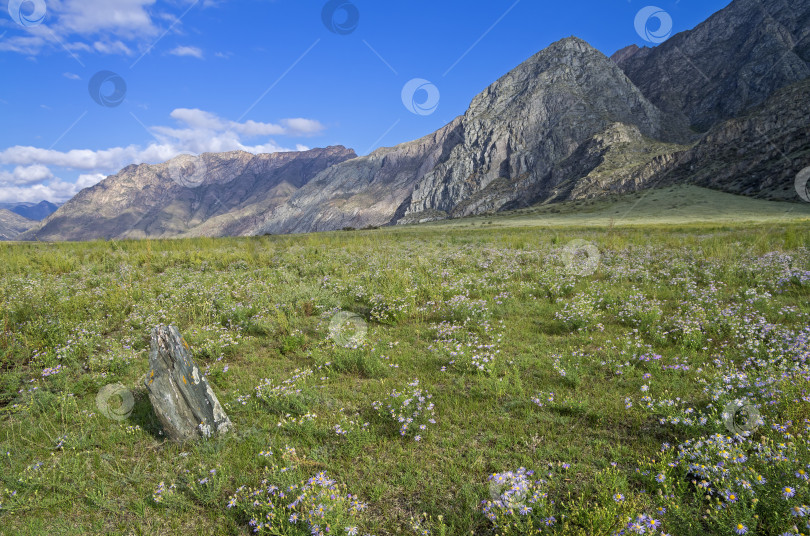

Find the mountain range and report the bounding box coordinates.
[15,0,810,241]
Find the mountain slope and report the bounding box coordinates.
[249,119,463,234]
[649,77,810,200]
[0,209,36,240]
[399,37,687,223]
[540,122,688,203]
[249,36,682,234]
[21,147,356,241]
[613,0,810,131]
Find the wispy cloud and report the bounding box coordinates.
[0,0,206,57]
[169,45,203,59]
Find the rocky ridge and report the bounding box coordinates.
[21,146,356,241]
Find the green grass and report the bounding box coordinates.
[411,185,810,229]
[1,198,809,535]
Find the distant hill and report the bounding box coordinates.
[0,209,36,240]
[0,201,60,221]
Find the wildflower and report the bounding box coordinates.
[734,524,747,534]
[656,473,665,483]
[345,527,358,535]
[783,486,797,499]
[613,493,625,502]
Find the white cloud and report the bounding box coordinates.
[0,164,54,185]
[0,179,79,204]
[76,173,107,188]
[63,72,81,80]
[169,45,204,59]
[0,0,209,57]
[55,0,159,39]
[0,108,326,202]
[92,40,134,55]
[281,118,326,136]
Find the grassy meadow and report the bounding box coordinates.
[1,190,809,535]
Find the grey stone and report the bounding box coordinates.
[144,325,232,442]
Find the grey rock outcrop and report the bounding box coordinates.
[543,123,688,203]
[144,325,232,442]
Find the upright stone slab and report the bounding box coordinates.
[145,325,233,441]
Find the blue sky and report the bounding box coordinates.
[0,0,732,203]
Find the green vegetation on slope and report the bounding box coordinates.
[413,185,810,229]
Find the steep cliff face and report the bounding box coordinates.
[648,77,810,201]
[399,37,683,222]
[613,0,810,131]
[21,146,356,241]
